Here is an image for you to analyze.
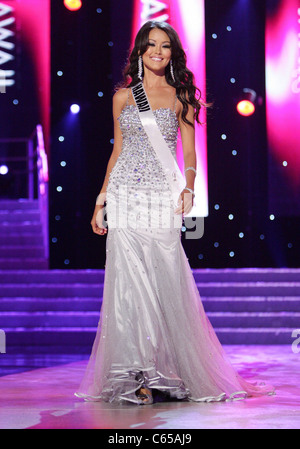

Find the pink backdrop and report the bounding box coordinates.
[265,0,300,191]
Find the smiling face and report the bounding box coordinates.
[142,27,172,75]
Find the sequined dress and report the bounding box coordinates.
[75,93,275,404]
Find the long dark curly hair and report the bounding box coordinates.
[117,20,207,127]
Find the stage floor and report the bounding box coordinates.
[0,345,299,429]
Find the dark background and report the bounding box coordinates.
[46,0,299,269]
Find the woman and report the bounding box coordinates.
[75,21,275,404]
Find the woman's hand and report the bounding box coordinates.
[91,205,108,236]
[174,189,194,215]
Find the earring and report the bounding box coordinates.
[170,60,175,82]
[138,55,143,81]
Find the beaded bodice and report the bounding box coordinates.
[107,105,179,192]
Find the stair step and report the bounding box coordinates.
[1,283,300,298]
[0,235,44,245]
[208,312,300,327]
[1,311,100,327]
[1,311,299,328]
[0,199,39,210]
[0,222,42,232]
[0,228,43,238]
[1,269,300,285]
[0,269,104,284]
[0,297,102,311]
[196,282,300,296]
[0,246,45,258]
[4,327,96,346]
[0,284,103,297]
[0,354,88,376]
[192,268,300,282]
[202,296,300,312]
[0,211,41,223]
[5,346,92,354]
[1,296,300,312]
[214,328,295,344]
[1,268,299,280]
[2,327,295,349]
[0,259,48,269]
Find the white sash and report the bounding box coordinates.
[131,82,186,207]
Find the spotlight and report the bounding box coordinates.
[64,0,82,11]
[237,88,257,117]
[0,165,8,175]
[70,104,80,114]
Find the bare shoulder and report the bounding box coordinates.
[113,88,129,107]
[112,88,129,120]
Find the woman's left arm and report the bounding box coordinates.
[175,101,196,215]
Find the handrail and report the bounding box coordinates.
[36,124,49,183]
[35,124,49,260]
[0,125,49,260]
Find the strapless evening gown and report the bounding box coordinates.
[75,104,275,404]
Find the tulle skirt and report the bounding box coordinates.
[75,186,275,404]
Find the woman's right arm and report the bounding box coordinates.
[90,88,127,235]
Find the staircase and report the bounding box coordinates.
[194,269,300,345]
[0,268,299,355]
[0,199,48,269]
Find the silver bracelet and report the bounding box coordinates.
[185,166,197,175]
[183,187,195,196]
